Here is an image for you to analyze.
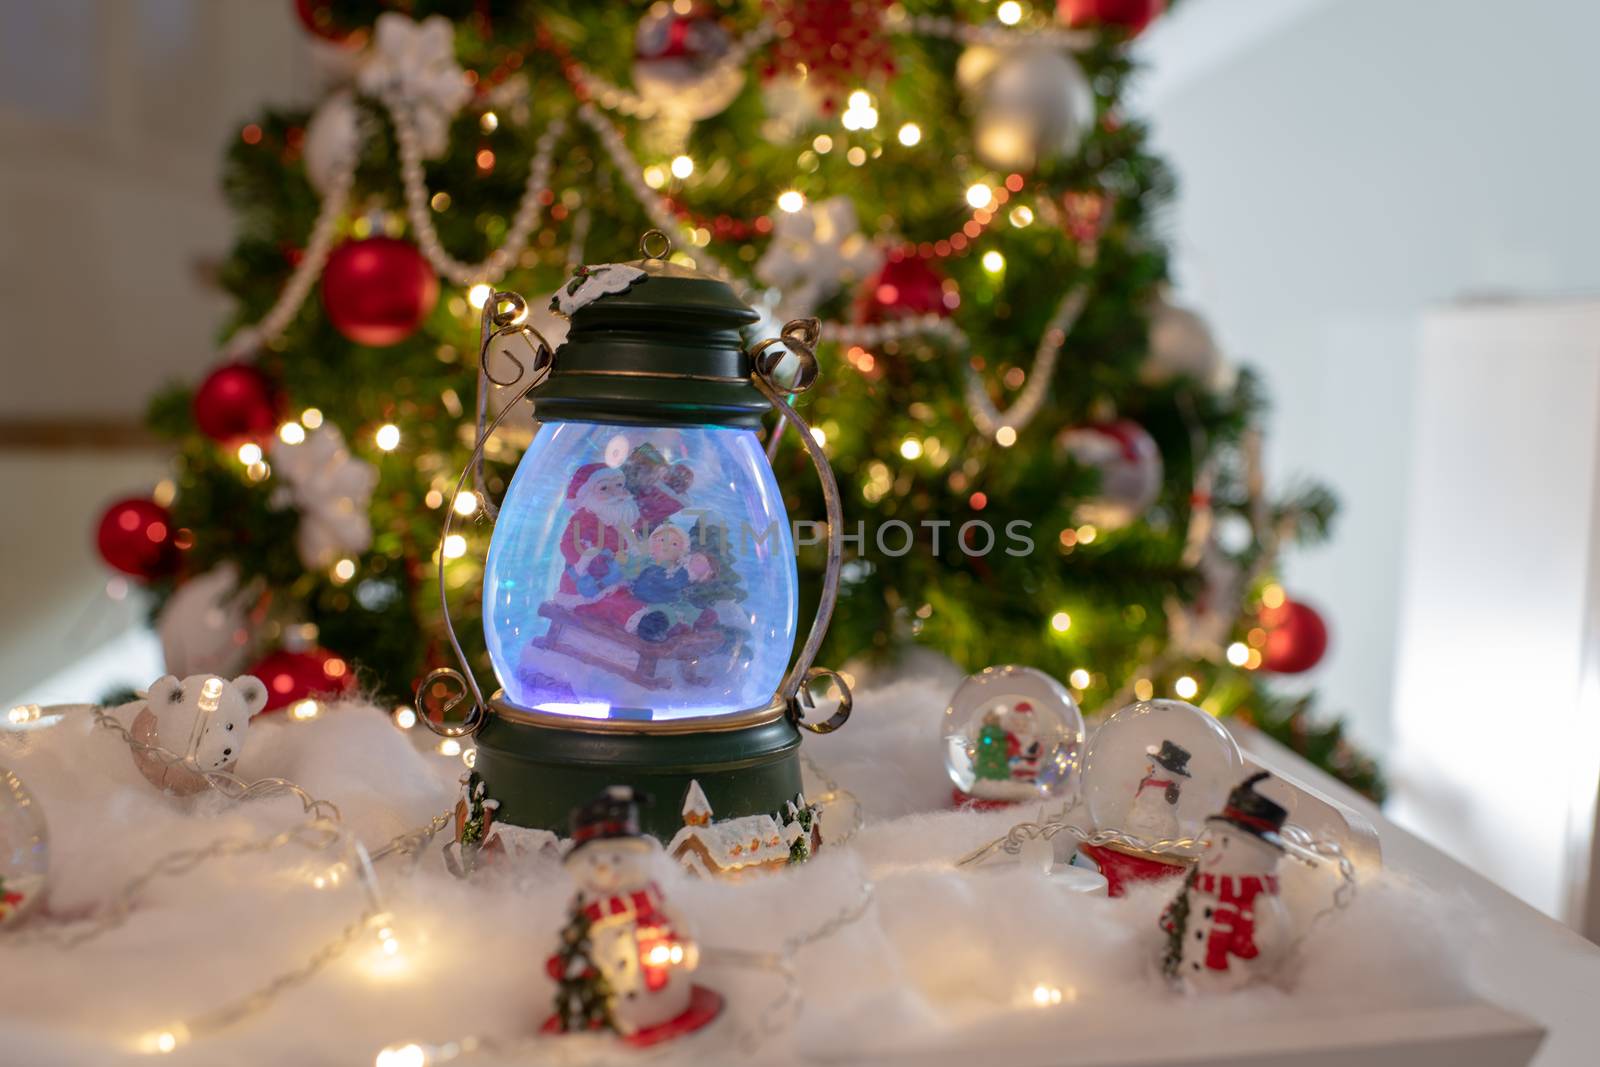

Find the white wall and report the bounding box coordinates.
[1141,0,1600,752]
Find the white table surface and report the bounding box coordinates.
[1241,731,1600,1067]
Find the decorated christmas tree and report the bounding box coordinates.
[973,714,1012,782]
[98,0,1379,796]
[548,899,614,1032]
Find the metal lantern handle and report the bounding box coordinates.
[751,318,854,735]
[417,292,555,739]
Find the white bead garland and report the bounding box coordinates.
[223,156,355,359]
[961,285,1088,438]
[572,21,776,119]
[893,12,1094,50]
[386,98,566,287]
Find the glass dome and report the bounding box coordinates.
[484,420,797,723]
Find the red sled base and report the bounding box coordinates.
[951,787,1019,812]
[541,985,723,1048]
[1079,842,1189,897]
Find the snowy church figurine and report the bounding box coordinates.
[1160,772,1291,991]
[667,779,819,877]
[545,787,722,1045]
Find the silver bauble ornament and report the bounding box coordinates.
[960,46,1095,173]
[632,7,744,122]
[0,767,48,928]
[1144,300,1223,386]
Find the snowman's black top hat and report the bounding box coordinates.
[1146,739,1192,778]
[1208,771,1287,850]
[566,785,650,856]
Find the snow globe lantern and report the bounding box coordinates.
[422,232,851,843]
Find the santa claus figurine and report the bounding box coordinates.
[554,463,643,624]
[1160,771,1291,992]
[544,787,722,1046]
[1125,739,1191,842]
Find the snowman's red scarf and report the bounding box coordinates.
[1190,872,1281,970]
[1136,774,1175,796]
[583,881,667,926]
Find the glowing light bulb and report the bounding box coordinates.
[642,164,666,189]
[777,190,805,213]
[1050,611,1072,633]
[237,442,263,465]
[442,534,467,559]
[1069,668,1091,689]
[332,558,356,582]
[897,122,921,146]
[394,706,417,729]
[982,250,1006,273]
[670,154,694,179]
[376,1044,428,1067]
[1133,678,1154,701]
[810,426,827,447]
[439,738,462,757]
[1226,642,1250,667]
[847,90,871,111]
[301,407,324,429]
[998,1,1024,25]
[278,422,306,445]
[452,491,479,517]
[995,425,1018,447]
[966,183,994,210]
[899,438,923,460]
[138,1024,189,1054]
[290,699,319,721]
[462,747,476,768]
[1009,205,1035,228]
[479,111,498,133]
[374,424,401,451]
[1076,524,1098,544]
[1031,983,1063,1006]
[1174,675,1199,700]
[1261,583,1286,609]
[813,134,833,154]
[467,283,492,310]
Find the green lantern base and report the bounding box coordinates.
[470,700,805,842]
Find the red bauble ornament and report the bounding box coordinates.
[762,0,895,110]
[1259,598,1329,674]
[292,0,366,46]
[193,362,279,444]
[246,647,356,712]
[855,253,951,324]
[96,498,179,580]
[1058,0,1166,35]
[321,237,439,347]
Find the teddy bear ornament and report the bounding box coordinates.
[130,673,268,795]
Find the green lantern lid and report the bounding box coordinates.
[532,233,766,429]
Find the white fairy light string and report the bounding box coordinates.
[2,699,453,1053]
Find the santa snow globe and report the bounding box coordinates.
[1076,698,1243,895]
[421,231,851,845]
[943,666,1085,809]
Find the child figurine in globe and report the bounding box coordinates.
[1125,739,1192,842]
[1160,772,1291,991]
[630,523,716,643]
[544,787,722,1046]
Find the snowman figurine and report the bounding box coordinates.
[1124,739,1192,842]
[1160,772,1291,991]
[545,787,721,1046]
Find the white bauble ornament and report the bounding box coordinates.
[130,674,269,795]
[1081,699,1243,846]
[303,90,361,195]
[960,46,1095,173]
[158,563,256,678]
[269,424,378,570]
[943,665,1085,806]
[1144,300,1223,387]
[0,767,48,928]
[632,6,744,122]
[1057,419,1163,530]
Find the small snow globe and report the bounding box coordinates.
[0,767,48,928]
[1075,698,1243,895]
[423,232,851,843]
[943,666,1084,809]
